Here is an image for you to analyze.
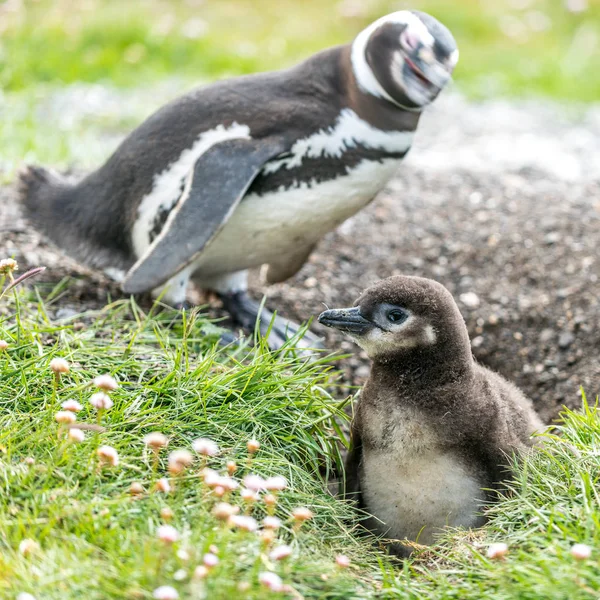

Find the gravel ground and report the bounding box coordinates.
[2,92,599,422]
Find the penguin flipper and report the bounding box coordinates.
[344,429,363,505]
[123,137,288,294]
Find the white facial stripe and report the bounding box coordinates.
[351,11,434,106]
[355,328,419,357]
[132,123,251,257]
[262,109,414,174]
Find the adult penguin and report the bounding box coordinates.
[19,11,458,347]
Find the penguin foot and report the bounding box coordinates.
[218,291,323,350]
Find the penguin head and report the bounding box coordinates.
[318,275,470,362]
[351,11,458,111]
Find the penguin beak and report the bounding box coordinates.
[403,46,452,91]
[318,307,373,335]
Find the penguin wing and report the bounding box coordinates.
[122,136,288,294]
[344,429,363,504]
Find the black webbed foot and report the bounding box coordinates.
[218,291,323,350]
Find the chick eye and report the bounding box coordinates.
[387,309,408,324]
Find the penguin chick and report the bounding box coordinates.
[318,275,543,556]
[17,11,458,349]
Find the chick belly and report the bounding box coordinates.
[360,450,486,545]
[190,158,400,281]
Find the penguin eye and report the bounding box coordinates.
[387,309,408,324]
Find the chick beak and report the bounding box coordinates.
[318,307,373,335]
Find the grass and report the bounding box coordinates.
[0,268,376,599]
[1,263,599,599]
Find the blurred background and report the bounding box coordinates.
[0,0,598,177]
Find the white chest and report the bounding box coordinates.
[360,408,486,545]
[191,158,401,277]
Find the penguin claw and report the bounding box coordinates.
[173,301,193,311]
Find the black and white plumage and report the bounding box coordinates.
[18,11,458,347]
[319,276,543,556]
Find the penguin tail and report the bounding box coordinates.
[16,164,90,262]
[17,164,131,273]
[17,164,72,228]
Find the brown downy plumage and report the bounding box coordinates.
[319,275,543,557]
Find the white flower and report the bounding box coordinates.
[264,476,287,491]
[201,468,221,487]
[153,586,179,600]
[68,428,85,443]
[97,445,119,467]
[144,432,168,449]
[263,493,277,507]
[61,399,82,412]
[571,543,592,560]
[192,438,219,456]
[247,439,260,453]
[176,548,190,561]
[19,539,39,557]
[217,476,239,492]
[168,450,194,473]
[241,488,258,502]
[212,502,239,521]
[243,474,266,492]
[0,258,17,273]
[269,545,292,561]
[155,478,171,493]
[157,524,179,544]
[335,554,351,568]
[263,516,282,530]
[130,482,144,496]
[50,358,70,374]
[203,553,219,568]
[16,594,36,600]
[93,374,119,390]
[160,507,174,520]
[292,507,313,522]
[0,340,8,351]
[55,411,76,424]
[486,542,509,560]
[229,515,258,532]
[193,565,209,580]
[173,569,187,581]
[258,572,283,592]
[89,392,113,410]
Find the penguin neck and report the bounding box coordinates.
[369,334,474,396]
[339,45,422,132]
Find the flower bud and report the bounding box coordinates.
[50,358,70,374]
[55,411,76,424]
[97,445,119,467]
[93,374,118,390]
